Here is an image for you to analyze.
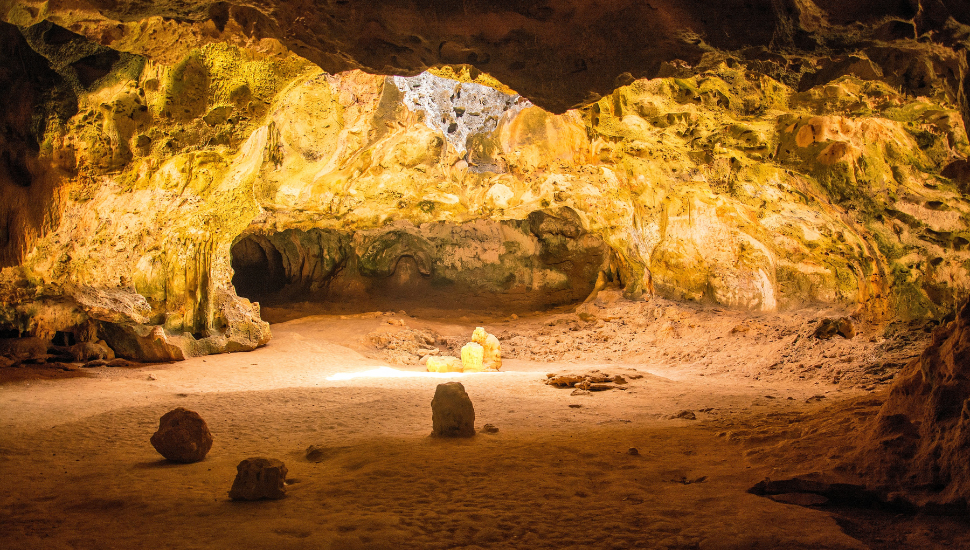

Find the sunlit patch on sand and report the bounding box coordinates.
[326,366,508,381]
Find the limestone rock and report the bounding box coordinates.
[857,297,970,505]
[460,342,484,372]
[814,317,855,340]
[228,457,287,501]
[472,327,502,371]
[426,355,463,373]
[149,407,213,463]
[67,342,109,362]
[0,337,48,363]
[431,382,475,438]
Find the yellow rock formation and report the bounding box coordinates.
[460,342,485,372]
[426,356,463,373]
[472,327,502,371]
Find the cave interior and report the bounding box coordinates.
[2,1,970,549]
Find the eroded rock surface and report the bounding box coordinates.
[150,407,213,463]
[228,457,287,501]
[431,381,476,437]
[857,297,970,506]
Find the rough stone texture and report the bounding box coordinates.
[228,457,287,501]
[431,382,476,438]
[1,12,970,356]
[856,297,970,506]
[149,407,213,463]
[813,317,855,340]
[7,1,970,118]
[426,355,463,373]
[460,342,484,373]
[472,327,502,371]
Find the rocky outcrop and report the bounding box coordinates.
[856,297,970,506]
[472,327,502,371]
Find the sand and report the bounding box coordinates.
[1,296,966,549]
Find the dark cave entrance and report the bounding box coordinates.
[230,236,287,302]
[229,208,609,317]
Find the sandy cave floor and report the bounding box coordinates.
[1,296,969,549]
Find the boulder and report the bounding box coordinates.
[68,341,109,362]
[460,342,484,372]
[813,317,855,339]
[471,327,502,371]
[0,337,48,363]
[431,382,475,437]
[229,457,287,501]
[426,355,463,373]
[149,407,213,463]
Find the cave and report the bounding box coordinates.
[3,2,970,549]
[230,210,608,317]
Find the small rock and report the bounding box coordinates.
[570,389,590,396]
[229,457,287,501]
[150,407,213,463]
[480,424,499,434]
[431,382,476,437]
[147,374,157,381]
[628,447,639,456]
[568,404,582,408]
[510,314,518,320]
[83,359,108,368]
[668,410,697,420]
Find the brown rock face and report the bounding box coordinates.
[431,382,476,438]
[7,1,970,114]
[228,457,287,501]
[149,407,214,463]
[858,297,970,505]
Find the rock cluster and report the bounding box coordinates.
[427,327,502,373]
[150,408,213,463]
[545,371,629,393]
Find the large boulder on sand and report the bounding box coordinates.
[150,407,213,463]
[472,327,502,371]
[431,382,475,437]
[229,457,288,501]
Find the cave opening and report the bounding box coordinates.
[229,208,609,318]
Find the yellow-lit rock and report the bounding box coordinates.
[460,342,485,372]
[472,327,502,371]
[426,356,463,373]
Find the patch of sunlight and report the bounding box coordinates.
[326,366,472,381]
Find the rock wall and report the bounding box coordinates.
[0,13,969,359]
[856,296,970,506]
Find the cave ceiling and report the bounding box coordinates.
[3,0,969,114]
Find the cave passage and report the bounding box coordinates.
[230,210,608,316]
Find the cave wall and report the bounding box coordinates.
[232,211,606,311]
[0,3,969,361]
